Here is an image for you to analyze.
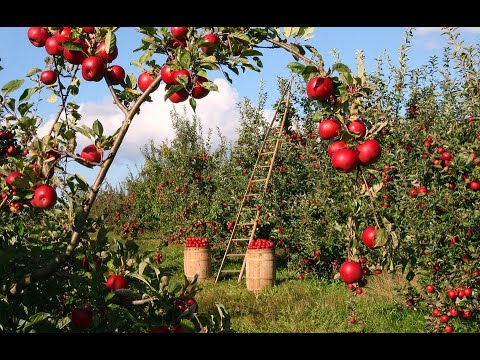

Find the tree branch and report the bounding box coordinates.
[9,75,163,296]
[264,38,323,73]
[47,66,80,137]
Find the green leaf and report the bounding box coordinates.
[332,62,352,74]
[230,32,250,42]
[23,312,50,330]
[92,120,103,137]
[200,81,218,92]
[302,65,320,81]
[19,86,39,103]
[130,60,144,71]
[75,173,90,191]
[26,68,41,77]
[178,51,192,69]
[2,79,24,95]
[189,96,197,112]
[138,261,148,275]
[62,41,83,52]
[18,102,33,116]
[240,50,263,57]
[374,228,388,248]
[164,84,183,101]
[125,73,137,89]
[104,31,117,55]
[128,273,157,293]
[287,62,306,74]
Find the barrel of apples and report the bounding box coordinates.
[245,239,276,292]
[183,237,212,282]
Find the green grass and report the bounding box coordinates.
[133,239,427,333]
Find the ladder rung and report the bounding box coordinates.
[245,193,260,197]
[260,151,274,155]
[226,253,245,258]
[232,238,251,241]
[238,222,255,227]
[258,165,270,168]
[221,269,241,273]
[252,178,268,182]
[242,207,258,211]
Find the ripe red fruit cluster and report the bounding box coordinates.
[27,27,126,86]
[0,129,20,158]
[105,274,128,291]
[247,238,274,249]
[317,117,381,173]
[185,237,209,247]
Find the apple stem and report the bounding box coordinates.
[361,172,381,229]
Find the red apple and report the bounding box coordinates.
[469,181,480,191]
[82,27,95,34]
[356,139,381,165]
[31,184,57,209]
[71,306,92,329]
[148,325,170,333]
[339,261,363,284]
[40,70,57,85]
[5,171,28,190]
[348,120,367,139]
[447,289,457,300]
[441,152,452,161]
[106,65,125,85]
[192,76,210,99]
[161,65,176,85]
[96,41,118,63]
[318,118,341,140]
[138,72,157,92]
[81,56,106,82]
[167,87,189,103]
[425,285,435,293]
[55,27,72,44]
[464,287,472,297]
[328,140,347,157]
[201,33,221,55]
[80,144,102,163]
[170,27,188,40]
[331,148,358,173]
[172,69,192,86]
[409,188,418,198]
[306,77,334,101]
[44,36,63,55]
[27,27,49,47]
[361,226,377,248]
[105,274,128,291]
[63,40,88,65]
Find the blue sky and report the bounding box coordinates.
[1,27,479,187]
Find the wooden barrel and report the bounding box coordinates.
[245,248,276,292]
[184,246,212,282]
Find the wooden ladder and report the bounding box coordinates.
[215,78,293,283]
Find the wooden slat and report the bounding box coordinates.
[221,269,241,273]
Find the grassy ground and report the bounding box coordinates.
[134,239,427,333]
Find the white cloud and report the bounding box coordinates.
[39,78,241,165]
[416,27,443,35]
[36,78,242,185]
